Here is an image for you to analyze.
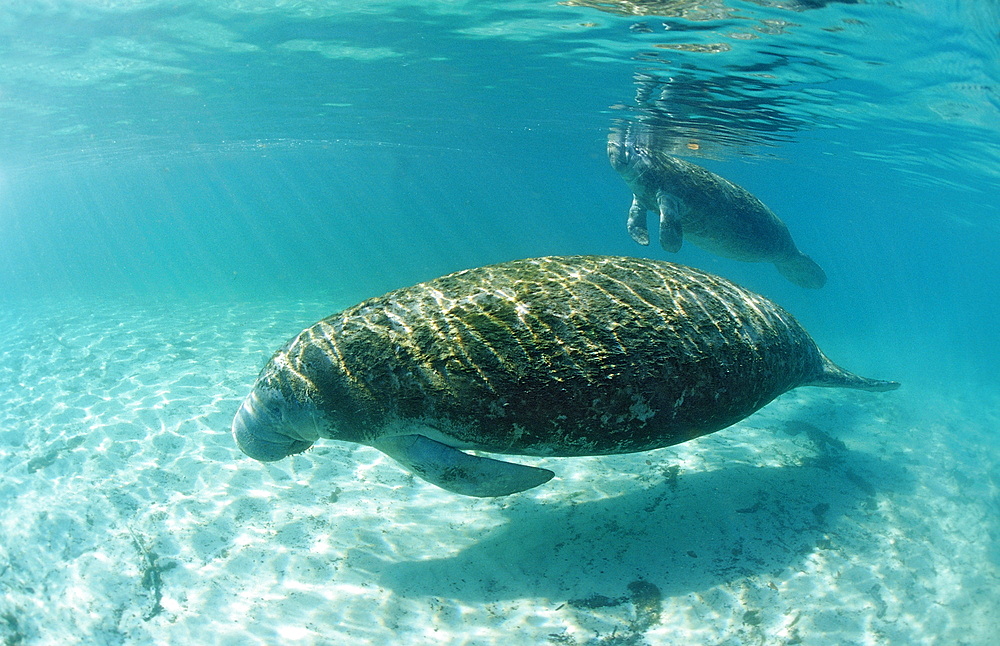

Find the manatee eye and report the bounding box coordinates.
[253,389,287,423]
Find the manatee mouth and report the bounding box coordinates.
[232,388,316,462]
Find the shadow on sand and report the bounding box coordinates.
[371,418,911,606]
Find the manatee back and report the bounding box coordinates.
[264,256,835,457]
[651,155,797,255]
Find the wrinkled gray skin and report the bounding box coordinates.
[608,125,827,289]
[233,256,897,497]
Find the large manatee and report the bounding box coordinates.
[608,124,827,289]
[233,255,896,496]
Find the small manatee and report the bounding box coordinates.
[608,123,827,289]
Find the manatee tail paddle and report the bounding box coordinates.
[775,252,827,289]
[805,354,900,392]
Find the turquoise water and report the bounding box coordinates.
[1,1,998,644]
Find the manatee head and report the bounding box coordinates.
[232,383,321,462]
[607,123,655,180]
[607,123,636,173]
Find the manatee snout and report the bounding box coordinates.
[608,128,630,173]
[232,386,317,462]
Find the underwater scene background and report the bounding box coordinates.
[0,1,998,644]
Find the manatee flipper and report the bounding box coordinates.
[655,190,683,252]
[626,196,650,246]
[372,434,555,497]
[775,252,827,289]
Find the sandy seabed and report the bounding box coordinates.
[0,297,997,646]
